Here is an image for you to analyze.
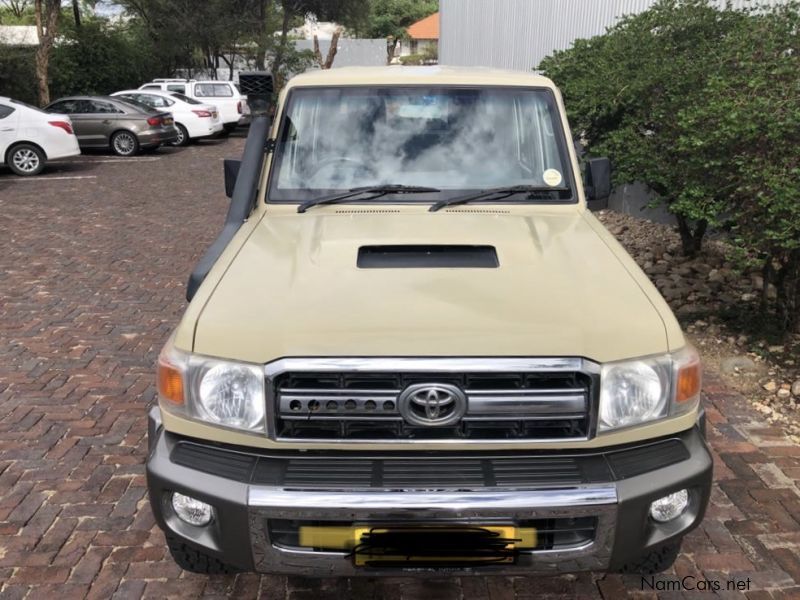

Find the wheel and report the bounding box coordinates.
[111,130,140,156]
[166,536,239,575]
[172,124,190,146]
[7,143,45,176]
[616,540,681,574]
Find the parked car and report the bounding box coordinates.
[148,68,711,577]
[0,97,80,176]
[111,90,223,146]
[44,96,178,156]
[139,80,244,132]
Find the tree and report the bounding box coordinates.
[365,0,437,64]
[3,0,30,19]
[33,0,60,105]
[539,0,746,256]
[678,3,800,332]
[312,27,342,69]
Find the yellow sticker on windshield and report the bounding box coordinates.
[543,169,563,187]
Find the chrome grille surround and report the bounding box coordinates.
[264,358,600,444]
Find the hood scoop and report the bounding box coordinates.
[357,245,499,269]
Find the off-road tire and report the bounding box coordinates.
[166,536,240,575]
[7,143,46,176]
[616,540,681,574]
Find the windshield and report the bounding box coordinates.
[268,86,573,203]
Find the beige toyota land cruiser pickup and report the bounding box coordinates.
[147,66,711,577]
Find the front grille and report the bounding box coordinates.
[268,517,598,553]
[272,370,594,441]
[169,437,688,487]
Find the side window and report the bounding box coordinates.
[214,84,234,97]
[0,104,14,119]
[195,83,233,98]
[142,85,161,91]
[50,100,79,113]
[166,84,185,94]
[91,100,121,114]
[138,94,171,108]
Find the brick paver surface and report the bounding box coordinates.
[2,137,800,599]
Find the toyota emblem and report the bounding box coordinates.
[397,383,467,427]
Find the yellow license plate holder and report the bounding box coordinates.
[298,525,537,566]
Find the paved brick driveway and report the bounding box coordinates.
[2,137,800,598]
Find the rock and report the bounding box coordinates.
[778,389,792,400]
[793,380,800,397]
[763,380,778,392]
[768,345,784,354]
[741,293,756,302]
[721,356,758,374]
[708,269,725,283]
[767,284,778,299]
[692,263,713,275]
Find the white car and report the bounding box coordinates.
[139,80,244,132]
[112,90,223,146]
[0,97,80,176]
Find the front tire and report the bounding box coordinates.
[111,130,140,156]
[166,536,239,575]
[7,143,45,176]
[172,124,190,146]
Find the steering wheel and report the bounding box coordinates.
[307,156,374,181]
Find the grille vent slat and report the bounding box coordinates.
[274,370,592,442]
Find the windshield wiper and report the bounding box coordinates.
[297,185,441,213]
[428,185,569,212]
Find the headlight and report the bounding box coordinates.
[157,336,265,433]
[598,344,701,432]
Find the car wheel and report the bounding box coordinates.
[172,124,190,147]
[7,143,45,176]
[111,131,140,156]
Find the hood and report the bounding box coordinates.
[192,210,673,363]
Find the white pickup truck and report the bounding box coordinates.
[139,79,246,132]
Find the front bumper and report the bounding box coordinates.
[146,407,712,576]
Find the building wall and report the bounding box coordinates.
[440,0,790,72]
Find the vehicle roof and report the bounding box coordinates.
[285,66,557,89]
[52,95,125,102]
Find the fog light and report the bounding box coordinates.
[171,492,213,526]
[649,489,689,522]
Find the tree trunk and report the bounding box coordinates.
[675,215,707,257]
[272,3,292,80]
[313,29,342,70]
[775,250,800,335]
[387,37,399,65]
[34,0,59,107]
[35,46,50,106]
[72,0,81,28]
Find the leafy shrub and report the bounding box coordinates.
[539,0,800,334]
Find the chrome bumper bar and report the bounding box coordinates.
[247,485,618,576]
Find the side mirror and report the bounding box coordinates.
[585,157,611,209]
[223,159,241,198]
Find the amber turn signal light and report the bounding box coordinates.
[676,352,701,403]
[158,358,184,405]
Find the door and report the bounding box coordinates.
[0,103,20,162]
[48,99,99,147]
[87,99,127,147]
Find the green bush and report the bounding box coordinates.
[539,0,800,334]
[49,20,164,99]
[0,47,38,104]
